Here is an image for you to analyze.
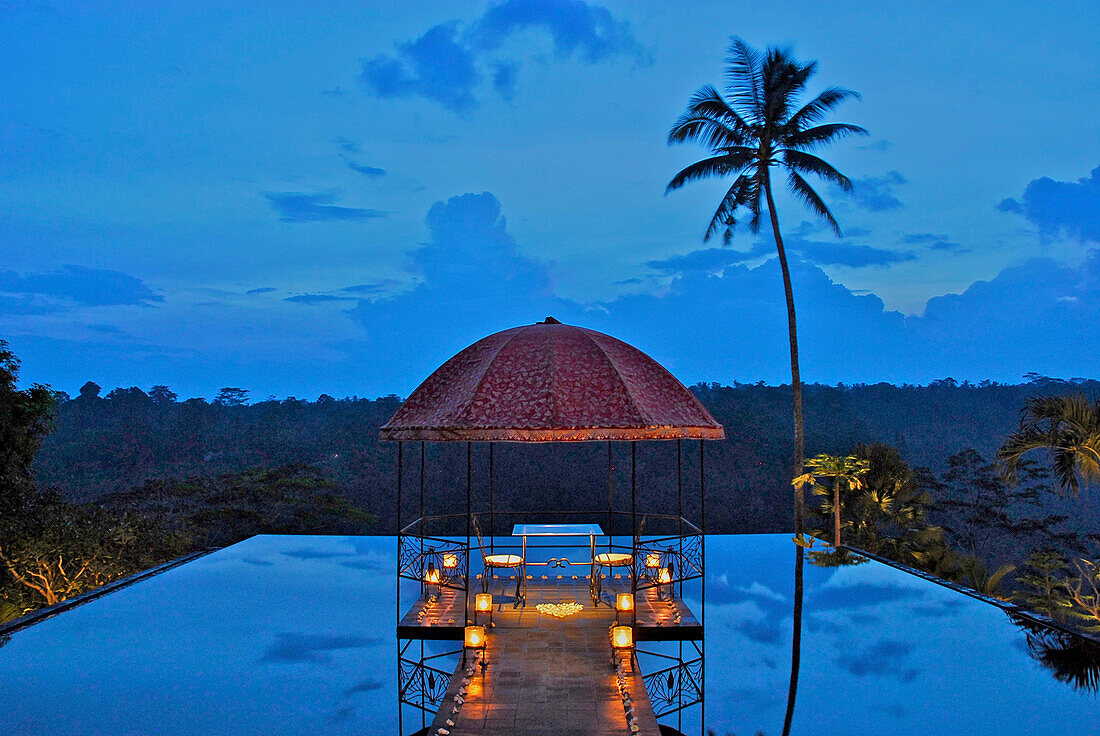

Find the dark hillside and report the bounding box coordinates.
[34,378,1100,535]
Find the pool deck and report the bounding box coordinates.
[423,577,665,735]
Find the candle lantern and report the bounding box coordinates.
[615,593,634,612]
[464,624,486,649]
[475,593,493,613]
[442,552,458,570]
[611,625,633,649]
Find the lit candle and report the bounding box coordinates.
[611,625,633,649]
[475,593,493,612]
[442,553,458,569]
[615,593,634,612]
[464,625,486,648]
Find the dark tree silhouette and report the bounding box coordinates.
[666,38,866,540]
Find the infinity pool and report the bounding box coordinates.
[0,534,1095,735]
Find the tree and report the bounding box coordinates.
[848,443,941,563]
[998,394,1100,496]
[0,340,61,515]
[78,381,101,399]
[1014,549,1075,620]
[214,387,250,406]
[149,385,178,404]
[667,38,865,538]
[793,453,868,546]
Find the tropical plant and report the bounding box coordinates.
[666,38,865,539]
[998,394,1100,496]
[958,556,1016,600]
[848,443,939,562]
[793,453,869,547]
[1014,549,1075,621]
[1066,559,1100,633]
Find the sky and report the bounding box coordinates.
[2,0,1099,400]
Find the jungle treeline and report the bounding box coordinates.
[34,377,1100,541]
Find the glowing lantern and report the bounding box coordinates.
[424,561,441,585]
[645,552,661,570]
[475,593,493,613]
[442,552,458,569]
[611,625,633,649]
[464,625,486,649]
[615,593,634,612]
[658,567,672,584]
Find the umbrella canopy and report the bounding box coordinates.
[380,318,724,442]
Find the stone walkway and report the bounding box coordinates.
[427,580,662,736]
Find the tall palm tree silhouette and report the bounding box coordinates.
[666,38,865,539]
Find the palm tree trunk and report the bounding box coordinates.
[781,544,804,736]
[834,476,841,547]
[764,177,805,537]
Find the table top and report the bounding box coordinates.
[512,523,604,536]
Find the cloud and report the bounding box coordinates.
[647,246,760,274]
[285,294,358,305]
[260,633,382,663]
[901,232,968,253]
[360,0,645,111]
[788,237,916,268]
[836,638,919,682]
[333,136,360,154]
[997,163,1100,242]
[469,0,648,63]
[262,192,386,223]
[246,287,277,295]
[843,171,906,211]
[648,237,914,273]
[345,160,387,177]
[857,139,892,152]
[491,60,518,100]
[359,22,481,112]
[0,265,162,315]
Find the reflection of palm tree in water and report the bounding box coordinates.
[781,545,804,736]
[1014,616,1100,693]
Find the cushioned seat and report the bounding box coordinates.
[594,552,632,566]
[484,553,523,566]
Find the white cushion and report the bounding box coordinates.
[484,554,523,566]
[595,553,632,566]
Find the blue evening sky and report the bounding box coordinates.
[2,0,1099,399]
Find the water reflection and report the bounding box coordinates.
[1,535,1098,736]
[1013,615,1100,693]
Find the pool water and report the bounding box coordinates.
[0,534,1095,735]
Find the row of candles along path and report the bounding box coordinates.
[417,589,682,627]
[424,551,677,584]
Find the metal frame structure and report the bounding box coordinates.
[394,437,709,735]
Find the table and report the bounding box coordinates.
[512,524,604,604]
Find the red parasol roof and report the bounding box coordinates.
[380,318,724,442]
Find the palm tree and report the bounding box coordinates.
[794,453,869,547]
[998,394,1100,496]
[666,39,865,538]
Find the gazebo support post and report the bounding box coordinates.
[677,439,683,599]
[466,442,472,628]
[489,442,495,554]
[606,442,614,551]
[396,441,403,617]
[631,442,637,537]
[419,442,426,591]
[700,438,706,735]
[419,442,426,534]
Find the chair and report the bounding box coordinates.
[471,515,525,602]
[591,549,632,604]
